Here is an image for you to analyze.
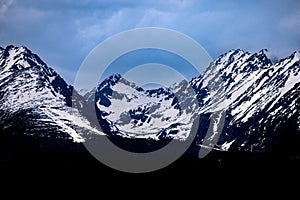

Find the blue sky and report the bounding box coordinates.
[1,0,299,85]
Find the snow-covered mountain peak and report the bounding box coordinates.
[0,45,103,142]
[292,51,300,60]
[1,45,299,154]
[104,73,122,83]
[214,49,247,67]
[97,73,143,92]
[258,48,268,55]
[0,45,58,80]
[94,74,199,140]
[94,47,299,145]
[99,73,121,85]
[252,49,272,68]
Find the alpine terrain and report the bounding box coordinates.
[0,45,299,160]
[0,45,102,146]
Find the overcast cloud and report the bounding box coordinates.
[0,0,299,84]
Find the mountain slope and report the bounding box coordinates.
[0,45,102,142]
[0,45,299,156]
[93,74,199,140]
[191,49,300,152]
[93,49,300,154]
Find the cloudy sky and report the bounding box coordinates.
[1,0,299,84]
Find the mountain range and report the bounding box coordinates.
[0,45,299,158]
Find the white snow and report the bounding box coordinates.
[268,71,299,111]
[2,46,299,146]
[220,140,236,151]
[0,46,104,142]
[96,77,198,140]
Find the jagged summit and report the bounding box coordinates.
[0,45,102,142]
[106,73,122,82]
[0,45,56,78]
[93,48,300,152]
[292,50,300,59]
[97,73,122,90]
[0,45,299,154]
